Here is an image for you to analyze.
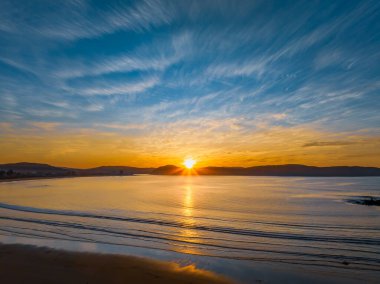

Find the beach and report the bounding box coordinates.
[0,243,232,284]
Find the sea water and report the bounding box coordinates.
[0,176,379,283]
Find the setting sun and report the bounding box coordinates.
[183,158,196,169]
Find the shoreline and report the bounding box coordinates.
[2,174,380,184]
[0,243,233,284]
[0,175,134,183]
[0,176,78,183]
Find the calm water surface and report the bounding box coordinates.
[0,176,379,283]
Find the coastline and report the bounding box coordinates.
[0,175,127,183]
[0,176,77,183]
[0,243,233,284]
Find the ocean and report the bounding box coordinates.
[0,176,379,283]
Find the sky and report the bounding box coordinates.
[0,0,379,168]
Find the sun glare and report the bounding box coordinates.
[184,158,196,169]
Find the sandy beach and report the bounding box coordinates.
[0,244,233,284]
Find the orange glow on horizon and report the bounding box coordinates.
[1,123,379,168]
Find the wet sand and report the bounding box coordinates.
[0,244,233,284]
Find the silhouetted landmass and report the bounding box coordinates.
[347,196,380,206]
[0,162,75,179]
[0,162,153,180]
[81,166,154,176]
[152,164,380,176]
[1,162,380,180]
[149,165,183,175]
[0,162,70,174]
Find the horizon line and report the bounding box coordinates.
[1,161,380,170]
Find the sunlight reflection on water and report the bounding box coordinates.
[0,176,379,283]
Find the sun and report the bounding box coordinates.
[183,158,196,169]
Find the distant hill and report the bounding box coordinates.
[0,162,73,174]
[1,162,380,178]
[0,162,154,178]
[150,165,184,175]
[152,164,380,176]
[80,166,154,175]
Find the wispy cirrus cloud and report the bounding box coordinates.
[80,76,159,96]
[54,32,189,80]
[0,0,175,41]
[303,141,356,147]
[28,122,62,131]
[205,59,267,79]
[55,54,176,79]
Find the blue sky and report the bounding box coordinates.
[0,0,379,167]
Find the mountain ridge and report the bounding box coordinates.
[0,162,154,177]
[1,162,380,178]
[152,164,380,176]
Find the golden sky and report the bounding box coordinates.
[1,121,379,168]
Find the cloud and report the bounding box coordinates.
[54,32,188,80]
[205,59,267,79]
[56,54,176,80]
[303,141,356,147]
[95,123,147,132]
[83,103,104,112]
[271,113,288,120]
[0,0,174,40]
[314,49,344,70]
[26,108,78,119]
[29,122,62,131]
[80,77,159,96]
[0,122,13,132]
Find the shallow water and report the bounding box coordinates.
[0,176,379,283]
